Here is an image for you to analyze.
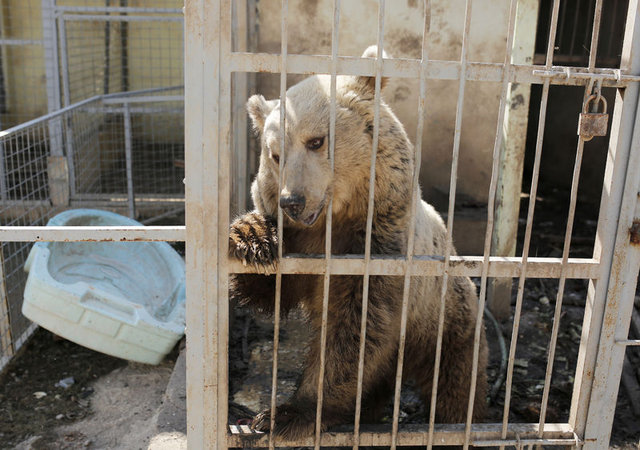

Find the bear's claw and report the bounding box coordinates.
[250,404,317,440]
[229,212,279,271]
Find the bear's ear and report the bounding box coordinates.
[247,94,276,134]
[355,45,390,93]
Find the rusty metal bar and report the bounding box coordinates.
[228,422,576,448]
[229,256,599,279]
[570,0,640,434]
[184,0,217,446]
[463,1,519,448]
[500,0,561,446]
[315,1,339,449]
[217,3,233,447]
[539,0,605,437]
[616,339,640,346]
[391,1,430,449]
[427,0,473,447]
[228,53,640,87]
[0,226,185,241]
[353,1,385,448]
[537,94,587,439]
[267,1,289,448]
[588,0,603,71]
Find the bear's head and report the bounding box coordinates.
[247,46,400,228]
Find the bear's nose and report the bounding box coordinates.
[280,194,306,219]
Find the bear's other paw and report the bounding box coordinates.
[251,403,317,440]
[229,212,278,270]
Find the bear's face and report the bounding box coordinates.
[248,74,377,227]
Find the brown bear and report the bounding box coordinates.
[228,46,488,440]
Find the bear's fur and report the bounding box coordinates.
[229,46,488,439]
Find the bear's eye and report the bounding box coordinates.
[270,151,280,165]
[305,137,325,151]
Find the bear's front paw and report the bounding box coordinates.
[229,212,278,270]
[251,403,317,440]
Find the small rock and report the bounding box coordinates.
[33,391,47,399]
[56,377,75,389]
[56,414,65,420]
[539,296,550,305]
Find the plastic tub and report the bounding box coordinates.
[22,209,185,364]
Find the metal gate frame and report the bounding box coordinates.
[1,0,639,448]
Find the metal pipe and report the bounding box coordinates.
[315,1,339,449]
[354,2,385,448]
[123,103,135,219]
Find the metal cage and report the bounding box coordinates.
[1,0,639,449]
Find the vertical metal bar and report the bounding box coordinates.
[583,99,640,448]
[390,2,429,450]
[217,3,232,447]
[537,105,586,434]
[314,1,339,449]
[353,1,385,448]
[184,0,226,446]
[463,0,518,448]
[42,0,64,156]
[539,0,604,437]
[231,0,248,213]
[572,0,640,440]
[0,247,13,358]
[588,0,603,71]
[500,1,561,446]
[123,103,135,218]
[0,138,6,200]
[268,1,287,448]
[56,17,76,197]
[427,1,472,447]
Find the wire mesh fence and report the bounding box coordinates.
[0,1,186,370]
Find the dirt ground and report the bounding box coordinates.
[1,192,639,448]
[0,331,177,449]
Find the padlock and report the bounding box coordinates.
[578,94,608,141]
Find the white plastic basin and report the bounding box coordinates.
[22,209,185,364]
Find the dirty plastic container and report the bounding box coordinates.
[22,209,185,364]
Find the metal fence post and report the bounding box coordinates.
[569,0,640,437]
[185,0,230,448]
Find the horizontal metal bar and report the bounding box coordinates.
[101,85,184,99]
[82,106,183,114]
[616,339,640,346]
[55,6,182,14]
[70,194,183,202]
[229,255,600,279]
[102,95,184,104]
[0,226,185,242]
[0,95,102,137]
[0,39,43,46]
[228,423,575,448]
[61,14,183,22]
[229,53,638,87]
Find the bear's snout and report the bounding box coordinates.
[280,193,306,220]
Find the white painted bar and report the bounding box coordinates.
[229,53,639,87]
[315,1,339,449]
[354,2,386,448]
[463,1,519,447]
[228,256,600,279]
[228,423,576,448]
[0,226,185,241]
[501,1,562,445]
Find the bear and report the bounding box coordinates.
[228,46,488,440]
